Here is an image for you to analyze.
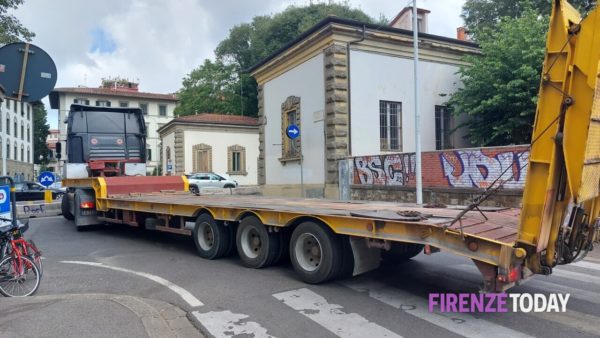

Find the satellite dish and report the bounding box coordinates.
[0,42,57,102]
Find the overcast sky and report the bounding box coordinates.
[11,0,465,128]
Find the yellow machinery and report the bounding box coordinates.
[518,0,600,274]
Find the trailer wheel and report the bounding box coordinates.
[193,214,231,259]
[382,243,424,265]
[236,216,280,268]
[61,193,74,220]
[290,221,343,284]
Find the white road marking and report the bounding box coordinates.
[60,260,203,307]
[192,310,276,338]
[452,264,600,304]
[572,260,600,272]
[273,288,402,338]
[532,308,600,336]
[552,268,600,285]
[342,279,532,338]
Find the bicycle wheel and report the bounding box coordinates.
[0,255,40,297]
[27,240,43,277]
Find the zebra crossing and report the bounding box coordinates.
[191,257,600,338]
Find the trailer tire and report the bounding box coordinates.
[193,214,231,259]
[61,194,74,220]
[290,221,343,284]
[382,243,423,264]
[236,216,280,268]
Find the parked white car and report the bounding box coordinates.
[187,172,238,194]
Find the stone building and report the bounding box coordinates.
[158,114,259,185]
[0,89,35,180]
[248,16,479,198]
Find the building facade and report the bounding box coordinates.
[49,79,178,175]
[0,96,35,180]
[249,16,479,198]
[46,129,59,173]
[158,114,259,186]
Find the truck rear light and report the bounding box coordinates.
[80,201,95,209]
[498,266,521,283]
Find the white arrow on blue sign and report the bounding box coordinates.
[286,124,300,139]
[38,171,55,188]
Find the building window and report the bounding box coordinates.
[20,123,24,140]
[139,103,148,115]
[281,96,301,160]
[5,118,9,135]
[192,144,212,172]
[14,120,17,138]
[119,101,129,108]
[20,145,24,162]
[379,100,402,151]
[73,98,90,105]
[166,146,171,161]
[96,100,111,107]
[12,100,16,112]
[6,141,9,159]
[146,148,152,161]
[27,105,30,119]
[13,145,16,161]
[5,99,8,109]
[227,145,247,175]
[159,104,167,116]
[20,102,24,116]
[27,126,30,142]
[435,105,452,150]
[27,147,30,163]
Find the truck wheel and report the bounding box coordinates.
[382,243,424,265]
[61,194,74,220]
[236,216,280,268]
[290,221,343,284]
[193,214,231,259]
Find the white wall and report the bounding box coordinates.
[263,54,325,185]
[183,129,259,185]
[161,131,175,175]
[349,50,465,157]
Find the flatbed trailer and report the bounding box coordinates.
[61,0,599,292]
[64,175,528,291]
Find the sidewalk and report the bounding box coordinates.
[0,293,203,337]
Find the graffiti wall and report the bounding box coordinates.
[352,145,530,189]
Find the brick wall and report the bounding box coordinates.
[349,145,530,207]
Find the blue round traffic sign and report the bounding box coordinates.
[38,171,55,188]
[286,124,300,139]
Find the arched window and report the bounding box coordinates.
[27,147,30,163]
[192,144,212,172]
[6,140,10,159]
[166,146,171,160]
[20,122,24,140]
[20,144,24,162]
[27,126,30,142]
[14,144,17,161]
[13,120,17,138]
[227,145,247,175]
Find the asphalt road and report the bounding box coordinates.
[2,216,599,338]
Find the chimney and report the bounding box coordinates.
[389,7,430,33]
[457,27,468,41]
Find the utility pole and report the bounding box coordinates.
[413,2,423,204]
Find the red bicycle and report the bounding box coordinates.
[0,221,41,297]
[0,176,42,297]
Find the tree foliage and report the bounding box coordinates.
[175,3,375,117]
[0,0,34,44]
[33,102,49,164]
[461,0,592,39]
[448,9,548,146]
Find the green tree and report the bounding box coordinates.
[32,102,49,164]
[462,0,592,39]
[177,2,376,117]
[0,0,34,44]
[448,9,548,146]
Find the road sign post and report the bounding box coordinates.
[286,124,304,198]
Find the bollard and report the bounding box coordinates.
[44,190,52,203]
